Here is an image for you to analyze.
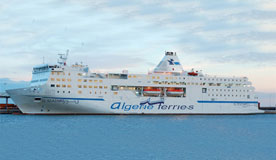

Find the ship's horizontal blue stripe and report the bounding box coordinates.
[197,101,258,104]
[174,62,180,65]
[43,97,104,101]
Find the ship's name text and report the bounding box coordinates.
[110,102,194,111]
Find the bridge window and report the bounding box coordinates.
[111,86,118,91]
[202,88,207,93]
[50,84,55,87]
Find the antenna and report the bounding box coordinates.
[43,56,45,64]
[57,50,69,66]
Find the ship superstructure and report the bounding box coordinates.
[7,52,263,114]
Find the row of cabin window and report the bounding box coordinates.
[51,72,71,76]
[150,76,183,80]
[78,91,107,95]
[129,75,138,78]
[201,78,246,82]
[152,81,201,85]
[51,72,85,77]
[153,81,186,85]
[152,81,246,87]
[51,84,72,88]
[147,76,246,82]
[203,83,245,86]
[52,71,246,82]
[51,78,72,82]
[55,90,107,95]
[51,78,103,83]
[208,89,250,92]
[50,84,108,89]
[57,91,71,94]
[208,94,250,98]
[78,79,103,83]
[78,85,108,89]
[52,71,246,83]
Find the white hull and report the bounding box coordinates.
[7,87,264,115]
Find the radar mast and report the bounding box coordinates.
[58,50,69,66]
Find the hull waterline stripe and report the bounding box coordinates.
[43,97,104,101]
[197,101,258,104]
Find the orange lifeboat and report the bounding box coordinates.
[166,88,184,96]
[143,88,161,96]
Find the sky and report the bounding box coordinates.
[0,0,276,93]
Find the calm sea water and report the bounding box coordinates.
[1,114,276,160]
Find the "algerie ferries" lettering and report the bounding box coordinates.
[110,102,194,111]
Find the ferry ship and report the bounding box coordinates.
[7,52,264,115]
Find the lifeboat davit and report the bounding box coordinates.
[143,88,161,96]
[188,72,198,76]
[166,88,184,96]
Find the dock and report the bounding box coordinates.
[262,107,276,114]
[0,92,22,114]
